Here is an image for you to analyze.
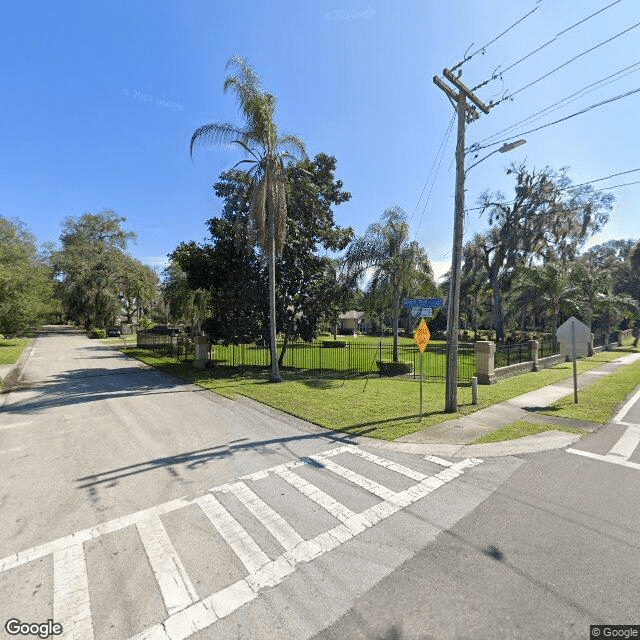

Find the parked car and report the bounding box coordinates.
[106,327,121,337]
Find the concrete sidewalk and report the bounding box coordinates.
[359,350,640,458]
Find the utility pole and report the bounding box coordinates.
[433,69,491,413]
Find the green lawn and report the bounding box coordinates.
[471,420,586,444]
[122,343,639,441]
[0,337,30,365]
[539,352,640,424]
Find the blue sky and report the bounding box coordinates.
[2,0,639,279]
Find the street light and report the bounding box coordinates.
[445,138,526,413]
[465,139,527,174]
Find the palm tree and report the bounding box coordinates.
[343,206,435,362]
[596,276,638,348]
[190,55,306,382]
[510,262,578,344]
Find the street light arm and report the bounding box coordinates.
[464,139,526,175]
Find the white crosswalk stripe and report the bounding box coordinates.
[0,445,483,640]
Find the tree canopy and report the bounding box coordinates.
[0,217,58,335]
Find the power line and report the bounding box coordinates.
[470,60,640,149]
[409,115,455,226]
[573,167,640,188]
[464,169,640,212]
[491,1,623,82]
[413,116,455,237]
[472,85,640,152]
[495,19,640,104]
[450,4,540,73]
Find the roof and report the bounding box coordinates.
[339,310,365,320]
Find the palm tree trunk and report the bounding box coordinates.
[268,213,281,382]
[392,287,400,363]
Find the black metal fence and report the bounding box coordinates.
[136,332,195,360]
[136,333,476,381]
[494,337,558,368]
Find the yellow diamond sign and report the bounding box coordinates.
[414,318,430,353]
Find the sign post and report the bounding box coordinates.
[572,319,578,404]
[414,319,431,421]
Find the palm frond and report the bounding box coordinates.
[190,123,243,158]
[249,178,267,252]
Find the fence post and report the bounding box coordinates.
[529,339,539,372]
[474,341,496,384]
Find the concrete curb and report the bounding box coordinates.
[0,337,36,408]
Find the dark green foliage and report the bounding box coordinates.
[173,154,353,358]
[322,340,347,348]
[0,217,58,334]
[90,328,107,339]
[376,360,412,376]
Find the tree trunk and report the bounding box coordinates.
[489,270,505,343]
[392,287,400,363]
[268,213,281,382]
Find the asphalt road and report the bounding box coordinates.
[0,327,638,640]
[0,327,520,640]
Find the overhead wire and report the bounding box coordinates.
[494,19,640,105]
[450,4,540,73]
[473,0,624,91]
[409,115,455,226]
[471,85,640,152]
[464,168,640,213]
[470,60,640,150]
[413,116,455,237]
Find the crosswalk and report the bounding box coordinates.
[567,388,640,470]
[0,444,483,640]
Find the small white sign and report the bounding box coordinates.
[557,317,591,357]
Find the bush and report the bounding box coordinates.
[90,328,107,339]
[376,360,412,376]
[322,340,347,348]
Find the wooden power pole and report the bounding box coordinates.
[433,69,491,413]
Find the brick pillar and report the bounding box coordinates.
[529,339,539,372]
[588,332,594,357]
[475,341,496,385]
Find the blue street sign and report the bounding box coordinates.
[402,298,444,308]
[411,307,433,318]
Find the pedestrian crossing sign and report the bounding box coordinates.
[414,319,430,353]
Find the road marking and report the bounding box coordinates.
[607,424,640,460]
[194,493,271,574]
[218,482,304,552]
[0,446,484,640]
[136,516,199,615]
[566,447,640,470]
[0,496,191,573]
[274,467,357,524]
[307,455,397,500]
[53,543,93,640]
[423,455,454,467]
[346,445,428,480]
[613,387,640,423]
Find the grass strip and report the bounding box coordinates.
[471,420,586,445]
[121,344,639,441]
[538,354,640,424]
[0,338,30,366]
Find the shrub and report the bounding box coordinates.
[376,360,412,376]
[90,328,107,339]
[322,340,347,348]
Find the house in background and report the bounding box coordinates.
[338,310,367,334]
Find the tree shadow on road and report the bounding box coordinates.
[73,428,375,490]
